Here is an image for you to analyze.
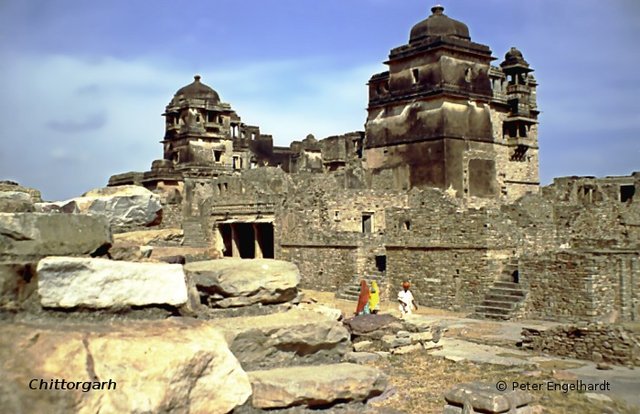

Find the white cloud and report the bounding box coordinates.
[0,53,379,199]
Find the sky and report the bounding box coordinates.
[0,0,638,200]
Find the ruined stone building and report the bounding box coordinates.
[109,6,639,323]
[365,5,539,201]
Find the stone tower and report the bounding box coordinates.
[364,5,539,201]
[162,75,238,172]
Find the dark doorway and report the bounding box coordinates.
[235,223,255,258]
[218,222,274,259]
[375,255,387,272]
[256,223,274,259]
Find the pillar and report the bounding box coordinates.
[231,224,240,258]
[253,223,263,259]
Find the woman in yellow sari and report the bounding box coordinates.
[369,281,380,314]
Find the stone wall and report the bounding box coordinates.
[386,247,495,311]
[383,189,518,311]
[279,245,357,291]
[522,323,640,366]
[183,163,639,323]
[160,203,183,229]
[519,251,640,323]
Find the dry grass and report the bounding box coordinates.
[366,351,635,414]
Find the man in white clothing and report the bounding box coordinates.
[398,281,418,318]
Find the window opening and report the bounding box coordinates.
[620,185,635,202]
[362,214,373,233]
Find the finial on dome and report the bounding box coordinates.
[431,5,444,15]
[194,74,201,82]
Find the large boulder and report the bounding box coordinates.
[0,180,42,202]
[248,363,387,409]
[62,185,163,232]
[214,308,351,370]
[184,258,300,308]
[0,213,112,261]
[37,257,188,309]
[0,319,252,414]
[343,313,403,336]
[0,191,33,213]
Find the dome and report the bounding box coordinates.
[172,75,220,104]
[501,47,529,68]
[409,5,470,43]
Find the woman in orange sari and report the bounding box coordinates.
[355,280,370,315]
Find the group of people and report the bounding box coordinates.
[354,280,418,318]
[354,280,380,315]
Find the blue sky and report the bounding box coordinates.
[1,0,638,200]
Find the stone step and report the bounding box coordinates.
[213,308,350,370]
[336,287,387,299]
[336,277,388,302]
[488,287,525,297]
[475,305,512,316]
[493,281,523,289]
[480,300,517,309]
[484,293,524,302]
[247,363,387,410]
[474,279,527,321]
[475,312,511,320]
[336,289,387,301]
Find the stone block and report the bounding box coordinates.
[444,382,533,414]
[382,335,412,349]
[248,363,387,409]
[0,191,33,213]
[37,257,188,309]
[354,340,374,352]
[214,308,350,370]
[410,331,434,343]
[344,313,402,336]
[391,343,423,355]
[345,351,381,364]
[185,258,299,308]
[63,185,163,232]
[0,213,112,261]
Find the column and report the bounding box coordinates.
[231,224,240,258]
[253,223,263,259]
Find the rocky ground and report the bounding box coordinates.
[303,290,640,414]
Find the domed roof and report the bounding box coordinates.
[409,5,470,44]
[501,47,529,68]
[172,75,220,104]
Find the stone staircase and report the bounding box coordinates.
[474,281,527,320]
[181,217,208,247]
[336,273,387,301]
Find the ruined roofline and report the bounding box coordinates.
[551,172,639,183]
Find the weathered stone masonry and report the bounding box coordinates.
[106,6,639,323]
